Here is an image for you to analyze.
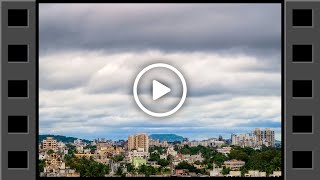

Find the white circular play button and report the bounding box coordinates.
[133,63,187,117]
[152,80,171,100]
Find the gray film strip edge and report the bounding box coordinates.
[1,1,36,180]
[286,1,320,180]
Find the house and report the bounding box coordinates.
[175,169,189,176]
[223,159,245,170]
[226,171,241,177]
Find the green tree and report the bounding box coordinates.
[221,167,231,175]
[138,164,156,177]
[158,159,169,167]
[116,167,123,176]
[175,161,196,172]
[65,156,110,177]
[126,163,135,173]
[149,153,160,161]
[213,153,227,167]
[111,155,125,162]
[47,149,54,155]
[38,160,46,175]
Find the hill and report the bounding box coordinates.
[150,134,184,142]
[39,135,91,144]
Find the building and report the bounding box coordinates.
[126,149,149,162]
[42,137,58,151]
[231,134,238,146]
[216,147,232,155]
[232,128,275,147]
[269,171,282,177]
[128,133,149,152]
[189,153,204,163]
[232,133,257,147]
[209,163,223,177]
[175,169,189,176]
[264,128,275,147]
[189,138,224,148]
[224,159,245,170]
[76,145,83,153]
[226,171,241,177]
[245,170,266,177]
[160,154,167,160]
[74,139,82,145]
[167,146,177,156]
[253,128,275,147]
[74,153,95,159]
[149,138,160,147]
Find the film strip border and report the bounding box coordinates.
[1,1,36,180]
[285,1,320,180]
[1,1,320,180]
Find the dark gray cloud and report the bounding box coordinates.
[39,4,281,57]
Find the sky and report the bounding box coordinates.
[39,4,282,141]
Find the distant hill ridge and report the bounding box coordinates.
[39,135,91,143]
[149,134,184,142]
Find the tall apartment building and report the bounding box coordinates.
[128,133,149,152]
[253,128,262,144]
[231,133,257,147]
[264,128,275,147]
[42,137,58,151]
[231,134,238,146]
[232,128,275,147]
[253,128,275,147]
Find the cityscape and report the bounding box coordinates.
[39,128,281,177]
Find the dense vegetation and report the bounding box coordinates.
[149,152,170,167]
[173,145,281,176]
[38,160,46,175]
[110,155,125,162]
[231,146,282,176]
[65,156,109,177]
[66,144,77,155]
[175,161,205,174]
[39,135,91,144]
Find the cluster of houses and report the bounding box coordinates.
[39,135,281,177]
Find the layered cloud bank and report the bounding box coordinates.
[39,4,281,140]
[39,50,281,140]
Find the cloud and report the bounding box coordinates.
[40,50,280,95]
[39,4,282,140]
[39,49,281,140]
[39,4,281,56]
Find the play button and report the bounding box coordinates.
[133,63,187,117]
[153,80,171,100]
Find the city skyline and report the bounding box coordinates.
[39,129,281,177]
[39,129,281,142]
[39,4,282,141]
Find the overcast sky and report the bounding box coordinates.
[39,4,282,141]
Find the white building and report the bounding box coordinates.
[269,171,282,177]
[74,139,82,146]
[245,170,266,177]
[209,163,223,177]
[127,149,150,162]
[167,147,177,156]
[217,147,232,155]
[226,171,241,177]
